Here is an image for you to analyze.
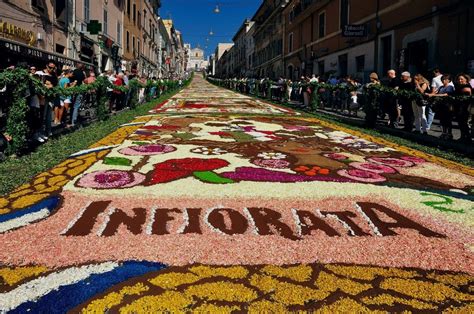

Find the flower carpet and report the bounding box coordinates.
[0,76,473,313]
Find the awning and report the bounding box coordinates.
[0,38,94,68]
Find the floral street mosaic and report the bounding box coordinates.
[0,76,473,312]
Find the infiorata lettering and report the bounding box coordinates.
[63,201,445,240]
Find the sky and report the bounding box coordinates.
[160,0,262,58]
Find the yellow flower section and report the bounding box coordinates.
[250,273,330,305]
[262,265,312,282]
[189,265,249,279]
[90,123,148,148]
[248,300,287,313]
[78,264,474,312]
[82,283,149,314]
[119,292,194,313]
[0,151,108,214]
[380,278,474,303]
[316,298,382,313]
[362,294,436,310]
[185,282,258,302]
[325,264,417,281]
[0,265,49,287]
[194,304,241,313]
[316,271,372,295]
[149,272,200,289]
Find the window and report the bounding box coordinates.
[56,44,65,54]
[138,12,141,29]
[356,55,365,72]
[318,12,326,38]
[137,39,140,55]
[126,31,130,51]
[117,21,122,46]
[127,0,130,16]
[338,54,348,76]
[318,60,325,75]
[132,36,136,52]
[143,10,147,29]
[55,0,66,24]
[103,9,108,34]
[84,0,90,22]
[32,0,45,12]
[288,32,294,53]
[340,0,349,29]
[133,4,136,24]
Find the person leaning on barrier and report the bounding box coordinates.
[412,74,430,135]
[42,61,59,139]
[454,73,473,143]
[69,63,86,127]
[427,74,455,139]
[399,72,415,132]
[383,69,401,128]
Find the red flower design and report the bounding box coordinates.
[147,158,229,184]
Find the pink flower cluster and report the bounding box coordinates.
[324,154,425,183]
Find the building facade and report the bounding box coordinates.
[71,0,124,72]
[232,19,254,77]
[138,0,161,77]
[283,0,474,80]
[0,0,191,78]
[252,0,289,79]
[0,0,77,69]
[187,46,207,71]
[215,0,474,80]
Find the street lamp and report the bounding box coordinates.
[214,4,220,14]
[209,29,214,36]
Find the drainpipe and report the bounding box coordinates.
[373,0,381,72]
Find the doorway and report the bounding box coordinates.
[407,39,428,75]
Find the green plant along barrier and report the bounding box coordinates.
[207,77,473,127]
[0,68,188,155]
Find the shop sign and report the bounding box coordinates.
[0,39,74,66]
[342,25,367,38]
[99,35,114,49]
[0,20,36,46]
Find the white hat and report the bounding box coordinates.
[401,71,411,77]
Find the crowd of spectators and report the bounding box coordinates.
[0,61,187,159]
[215,68,474,143]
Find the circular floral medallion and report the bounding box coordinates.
[252,158,290,169]
[191,147,228,156]
[77,170,145,189]
[337,169,387,183]
[367,157,415,168]
[349,162,397,174]
[257,152,287,160]
[119,144,177,156]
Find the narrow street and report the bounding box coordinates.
[0,75,473,312]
